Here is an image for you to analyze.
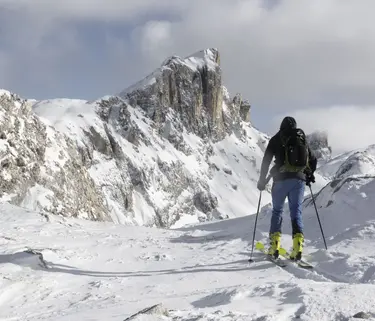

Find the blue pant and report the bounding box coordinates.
[270,178,305,235]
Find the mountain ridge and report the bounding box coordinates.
[0,48,360,229]
[0,48,272,227]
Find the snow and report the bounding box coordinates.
[1,171,375,320]
[185,48,219,71]
[119,48,219,97]
[132,190,156,226]
[27,92,357,230]
[119,69,161,97]
[0,89,11,98]
[29,92,335,226]
[31,94,275,225]
[10,58,375,320]
[316,145,375,184]
[2,86,375,319]
[20,184,54,212]
[32,98,105,150]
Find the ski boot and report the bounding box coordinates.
[267,232,281,259]
[289,233,304,261]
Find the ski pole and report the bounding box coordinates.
[308,184,328,250]
[249,175,271,263]
[248,191,262,263]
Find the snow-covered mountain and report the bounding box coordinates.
[315,144,375,181]
[0,49,274,228]
[0,47,370,232]
[1,48,375,320]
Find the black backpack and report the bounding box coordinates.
[279,128,309,173]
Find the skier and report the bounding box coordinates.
[256,116,317,261]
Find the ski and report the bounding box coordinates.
[251,241,314,269]
[278,247,314,269]
[250,241,288,267]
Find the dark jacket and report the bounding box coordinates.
[259,117,317,182]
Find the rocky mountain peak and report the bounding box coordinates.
[163,48,220,69]
[307,130,332,160]
[119,48,250,143]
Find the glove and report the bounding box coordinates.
[305,173,315,186]
[257,178,267,191]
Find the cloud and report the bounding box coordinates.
[133,20,173,63]
[273,105,375,155]
[0,0,187,21]
[142,0,375,113]
[1,0,375,147]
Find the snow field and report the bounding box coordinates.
[0,171,375,320]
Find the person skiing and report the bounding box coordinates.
[256,116,317,261]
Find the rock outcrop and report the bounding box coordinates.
[307,130,332,160]
[120,48,250,142]
[0,91,108,220]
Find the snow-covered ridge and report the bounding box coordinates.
[316,144,375,180]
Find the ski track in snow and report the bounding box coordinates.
[0,188,374,321]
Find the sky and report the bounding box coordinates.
[1,0,375,154]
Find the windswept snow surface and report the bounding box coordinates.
[1,174,375,320]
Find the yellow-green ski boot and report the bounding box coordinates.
[267,232,281,259]
[290,233,304,261]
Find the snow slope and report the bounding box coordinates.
[316,144,375,180]
[31,96,273,227]
[1,172,375,320]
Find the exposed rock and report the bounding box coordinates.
[193,191,218,214]
[0,92,108,221]
[352,311,371,319]
[223,167,232,175]
[124,303,169,320]
[120,48,227,142]
[307,130,332,160]
[240,99,251,122]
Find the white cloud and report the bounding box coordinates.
[150,0,375,111]
[135,20,173,62]
[274,106,375,155]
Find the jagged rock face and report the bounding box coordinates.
[307,130,332,160]
[28,89,269,228]
[94,97,225,227]
[0,92,108,221]
[0,93,46,203]
[120,49,237,142]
